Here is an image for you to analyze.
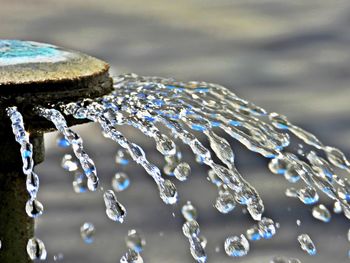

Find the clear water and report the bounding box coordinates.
[6,73,350,261]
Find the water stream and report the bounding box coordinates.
[6,73,350,261]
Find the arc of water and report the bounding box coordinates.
[62,102,178,205]
[35,106,99,192]
[6,106,43,217]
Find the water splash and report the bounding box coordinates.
[7,73,350,259]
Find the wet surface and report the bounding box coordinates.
[1,1,350,262]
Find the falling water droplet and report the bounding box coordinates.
[115,149,130,166]
[312,204,331,222]
[297,234,316,255]
[25,199,44,218]
[72,170,88,193]
[125,229,146,253]
[297,187,319,205]
[159,179,178,205]
[224,234,250,257]
[246,226,261,241]
[80,222,95,244]
[347,228,350,242]
[56,134,70,148]
[120,249,144,263]
[112,172,130,192]
[296,219,301,226]
[103,190,127,223]
[258,217,276,239]
[182,201,198,221]
[173,162,191,181]
[26,237,47,260]
[61,154,79,172]
[214,191,236,214]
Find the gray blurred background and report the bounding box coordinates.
[1,0,350,262]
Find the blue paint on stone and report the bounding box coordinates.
[0,40,59,58]
[0,40,70,66]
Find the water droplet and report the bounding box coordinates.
[258,217,276,239]
[115,149,130,166]
[72,171,88,193]
[56,134,70,148]
[181,201,198,221]
[284,164,301,183]
[324,146,350,170]
[182,220,200,238]
[207,169,222,187]
[224,234,250,257]
[312,204,331,222]
[53,253,64,261]
[285,188,298,198]
[297,187,319,205]
[61,154,78,172]
[112,172,130,192]
[296,219,301,226]
[174,162,191,181]
[269,112,290,130]
[120,249,144,263]
[333,201,342,214]
[215,191,236,214]
[125,229,146,253]
[268,158,287,175]
[26,237,47,260]
[25,198,44,218]
[80,222,95,244]
[297,234,316,255]
[103,190,127,223]
[347,228,350,242]
[246,226,261,241]
[159,179,178,205]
